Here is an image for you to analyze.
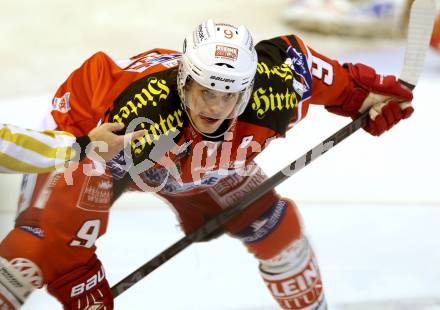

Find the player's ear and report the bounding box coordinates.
[184,78,193,91]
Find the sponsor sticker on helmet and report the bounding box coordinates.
[215,45,239,60]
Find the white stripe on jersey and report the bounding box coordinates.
[0,139,66,169]
[1,124,74,149]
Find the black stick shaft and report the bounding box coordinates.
[111,110,373,297]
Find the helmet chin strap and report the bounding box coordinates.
[181,101,235,140]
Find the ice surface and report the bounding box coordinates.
[2,198,440,309]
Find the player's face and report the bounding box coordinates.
[185,81,240,134]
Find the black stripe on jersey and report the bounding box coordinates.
[109,68,186,166]
[239,36,309,136]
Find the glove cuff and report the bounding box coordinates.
[47,255,110,304]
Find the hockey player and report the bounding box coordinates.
[0,122,143,173]
[0,20,413,309]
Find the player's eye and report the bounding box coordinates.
[223,93,236,101]
[202,89,215,98]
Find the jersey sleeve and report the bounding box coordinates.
[307,46,356,107]
[0,124,78,173]
[256,35,357,111]
[51,52,127,136]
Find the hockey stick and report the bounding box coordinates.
[111,0,435,298]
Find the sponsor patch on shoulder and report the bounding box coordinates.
[52,92,71,113]
[124,53,181,72]
[285,46,312,100]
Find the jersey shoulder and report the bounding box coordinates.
[239,35,313,136]
[109,65,186,165]
[115,48,181,74]
[255,35,312,68]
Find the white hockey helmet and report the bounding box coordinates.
[177,19,258,119]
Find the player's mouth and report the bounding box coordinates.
[199,114,221,124]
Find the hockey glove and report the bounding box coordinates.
[47,255,113,310]
[326,63,414,136]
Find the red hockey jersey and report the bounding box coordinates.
[50,35,356,196]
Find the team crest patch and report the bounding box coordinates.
[52,92,71,113]
[78,174,113,212]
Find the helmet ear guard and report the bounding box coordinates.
[177,19,257,125]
